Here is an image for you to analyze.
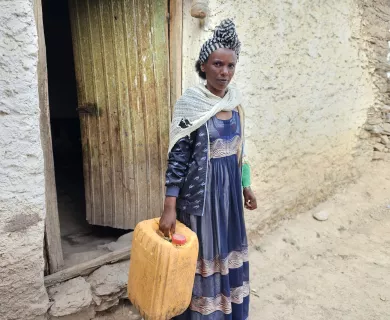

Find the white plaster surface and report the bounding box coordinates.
[182,0,376,232]
[0,1,48,319]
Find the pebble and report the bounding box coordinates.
[381,135,390,145]
[373,151,386,160]
[313,210,329,221]
[250,289,259,297]
[374,143,386,152]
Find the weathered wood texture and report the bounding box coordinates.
[169,0,183,108]
[68,0,170,229]
[34,0,64,273]
[44,246,131,287]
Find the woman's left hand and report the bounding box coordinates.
[243,187,257,210]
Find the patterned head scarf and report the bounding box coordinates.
[199,19,241,63]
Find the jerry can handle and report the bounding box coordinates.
[154,218,172,242]
[154,218,186,245]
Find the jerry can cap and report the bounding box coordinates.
[172,233,186,245]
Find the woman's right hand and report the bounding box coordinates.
[159,197,177,237]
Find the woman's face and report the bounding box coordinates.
[201,48,237,97]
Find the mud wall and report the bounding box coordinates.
[182,0,378,232]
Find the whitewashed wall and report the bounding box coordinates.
[0,1,48,319]
[182,0,376,232]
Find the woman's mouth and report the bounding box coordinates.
[217,79,229,84]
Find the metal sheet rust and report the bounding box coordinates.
[68,0,169,229]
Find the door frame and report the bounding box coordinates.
[34,0,64,273]
[35,0,183,274]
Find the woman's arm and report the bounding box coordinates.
[160,196,177,237]
[242,157,257,210]
[160,134,194,236]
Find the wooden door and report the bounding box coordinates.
[68,0,170,229]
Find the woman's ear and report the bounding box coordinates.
[201,63,205,72]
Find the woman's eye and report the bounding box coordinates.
[214,62,221,67]
[229,64,235,69]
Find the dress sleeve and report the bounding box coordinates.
[242,161,251,188]
[241,142,251,188]
[165,133,195,197]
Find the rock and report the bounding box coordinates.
[313,210,329,221]
[251,289,260,298]
[88,261,130,296]
[380,105,390,113]
[98,232,133,252]
[93,289,126,307]
[88,261,129,313]
[373,151,386,160]
[48,277,93,317]
[382,123,390,134]
[94,298,120,312]
[365,124,383,134]
[384,113,390,123]
[120,289,128,299]
[359,130,371,139]
[366,123,390,135]
[367,115,382,125]
[381,135,389,145]
[374,143,386,152]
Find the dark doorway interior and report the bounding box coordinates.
[43,0,128,268]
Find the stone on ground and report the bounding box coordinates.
[48,277,93,317]
[312,210,330,221]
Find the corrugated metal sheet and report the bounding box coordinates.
[69,0,169,229]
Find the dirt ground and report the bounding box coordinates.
[248,161,390,320]
[95,162,390,320]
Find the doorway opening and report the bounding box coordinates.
[42,0,129,269]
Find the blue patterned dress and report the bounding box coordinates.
[175,110,249,320]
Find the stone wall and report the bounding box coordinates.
[182,0,377,233]
[0,1,48,319]
[360,0,390,160]
[46,261,136,320]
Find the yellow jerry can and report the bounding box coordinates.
[128,218,199,319]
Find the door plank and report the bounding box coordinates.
[169,0,183,107]
[35,0,64,273]
[69,0,169,229]
[44,246,131,287]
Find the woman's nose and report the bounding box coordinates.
[221,66,228,76]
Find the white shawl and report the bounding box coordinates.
[168,84,243,153]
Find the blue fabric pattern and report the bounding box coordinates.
[174,111,249,320]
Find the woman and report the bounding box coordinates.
[160,19,257,320]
